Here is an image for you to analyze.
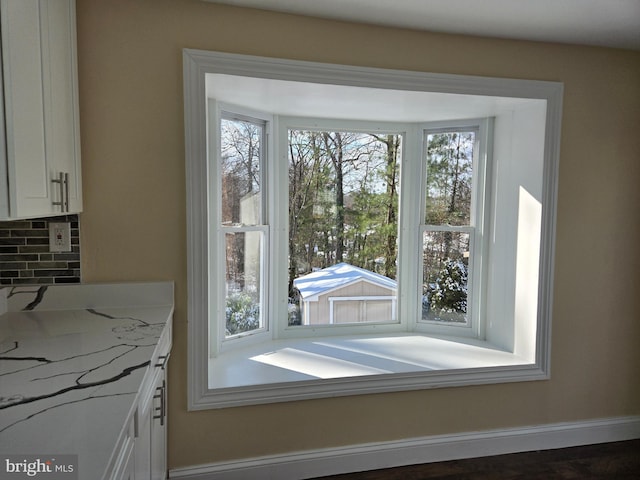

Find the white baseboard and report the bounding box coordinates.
[169,415,640,480]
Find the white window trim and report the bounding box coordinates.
[184,49,562,410]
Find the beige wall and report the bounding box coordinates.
[75,0,640,470]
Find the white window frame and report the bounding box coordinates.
[209,101,275,354]
[276,116,410,339]
[184,49,562,410]
[277,116,488,340]
[415,119,492,339]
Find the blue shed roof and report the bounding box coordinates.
[293,263,397,300]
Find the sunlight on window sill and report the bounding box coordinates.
[208,333,531,390]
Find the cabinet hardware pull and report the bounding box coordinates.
[63,172,69,212]
[51,172,70,212]
[51,172,65,211]
[153,381,166,426]
[155,354,170,370]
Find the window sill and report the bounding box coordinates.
[200,333,546,409]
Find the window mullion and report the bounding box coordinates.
[398,124,423,333]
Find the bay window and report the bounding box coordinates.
[185,50,562,409]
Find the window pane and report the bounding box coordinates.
[225,231,264,337]
[220,118,262,226]
[425,131,475,226]
[287,130,401,326]
[422,230,470,323]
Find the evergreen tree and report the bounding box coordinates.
[429,258,468,321]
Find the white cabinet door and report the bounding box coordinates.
[150,374,167,480]
[134,400,152,479]
[108,418,136,480]
[135,360,168,480]
[1,0,50,217]
[0,0,82,219]
[41,0,82,213]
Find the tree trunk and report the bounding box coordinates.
[323,132,345,264]
[384,135,399,278]
[444,134,463,259]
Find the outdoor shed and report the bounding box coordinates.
[293,263,397,325]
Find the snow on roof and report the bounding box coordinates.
[293,263,397,300]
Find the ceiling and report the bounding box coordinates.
[204,0,640,51]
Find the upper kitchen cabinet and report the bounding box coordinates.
[0,0,82,219]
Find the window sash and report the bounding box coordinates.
[420,225,475,327]
[275,116,411,339]
[213,104,272,353]
[219,225,269,341]
[416,120,490,337]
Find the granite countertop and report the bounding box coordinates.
[0,282,173,478]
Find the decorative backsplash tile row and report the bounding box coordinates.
[0,215,81,285]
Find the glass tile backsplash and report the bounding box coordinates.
[0,215,80,285]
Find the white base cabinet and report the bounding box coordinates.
[0,0,82,219]
[106,322,171,480]
[150,375,168,479]
[135,362,168,480]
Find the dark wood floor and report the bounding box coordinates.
[313,440,640,479]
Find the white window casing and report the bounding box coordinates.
[184,49,562,410]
